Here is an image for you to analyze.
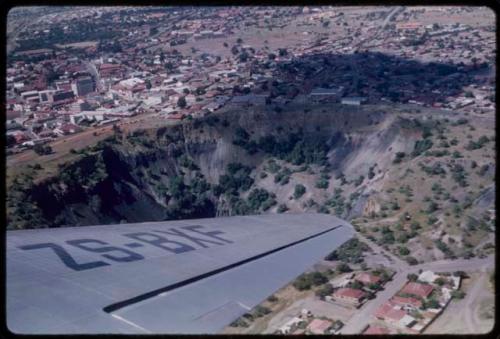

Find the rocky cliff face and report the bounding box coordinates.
[7,105,421,229]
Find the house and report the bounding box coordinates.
[400,282,434,299]
[277,316,305,334]
[309,86,344,102]
[8,130,30,144]
[341,97,367,105]
[355,272,382,286]
[167,113,185,120]
[332,288,367,306]
[306,319,332,334]
[390,295,423,310]
[374,301,417,328]
[418,271,460,290]
[363,325,391,335]
[54,123,82,136]
[99,63,123,78]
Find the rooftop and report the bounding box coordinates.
[400,281,434,299]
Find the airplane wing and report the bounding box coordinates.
[6,213,355,334]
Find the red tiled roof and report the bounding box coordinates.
[364,325,390,335]
[374,301,406,321]
[334,288,366,300]
[307,319,332,334]
[99,63,122,70]
[168,113,184,120]
[391,295,423,308]
[400,282,434,299]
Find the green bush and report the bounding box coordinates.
[451,290,466,299]
[277,203,288,213]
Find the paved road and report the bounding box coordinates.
[381,6,403,29]
[84,61,102,92]
[464,267,488,332]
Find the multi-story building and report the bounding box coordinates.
[71,76,95,96]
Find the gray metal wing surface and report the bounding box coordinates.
[6,213,355,334]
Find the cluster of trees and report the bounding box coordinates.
[162,174,215,220]
[274,167,291,185]
[315,283,334,299]
[7,174,48,229]
[247,188,277,211]
[293,271,329,291]
[16,23,120,52]
[420,162,446,177]
[324,238,368,264]
[215,163,254,196]
[33,144,53,155]
[434,239,454,258]
[465,135,490,151]
[232,128,329,166]
[450,164,468,187]
[325,188,347,217]
[315,173,330,189]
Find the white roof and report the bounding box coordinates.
[418,270,438,283]
[399,314,416,326]
[119,78,145,88]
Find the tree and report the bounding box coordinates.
[294,184,306,199]
[277,203,288,213]
[406,256,418,265]
[399,246,410,256]
[453,271,468,278]
[315,284,334,299]
[267,295,278,302]
[236,38,243,44]
[407,273,418,281]
[278,48,288,56]
[350,280,363,290]
[423,298,440,309]
[6,135,16,147]
[253,305,271,317]
[336,262,352,273]
[434,277,446,286]
[177,96,187,108]
[33,144,52,155]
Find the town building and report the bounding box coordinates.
[332,287,367,306]
[374,301,417,329]
[341,97,368,105]
[400,282,434,299]
[71,76,95,96]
